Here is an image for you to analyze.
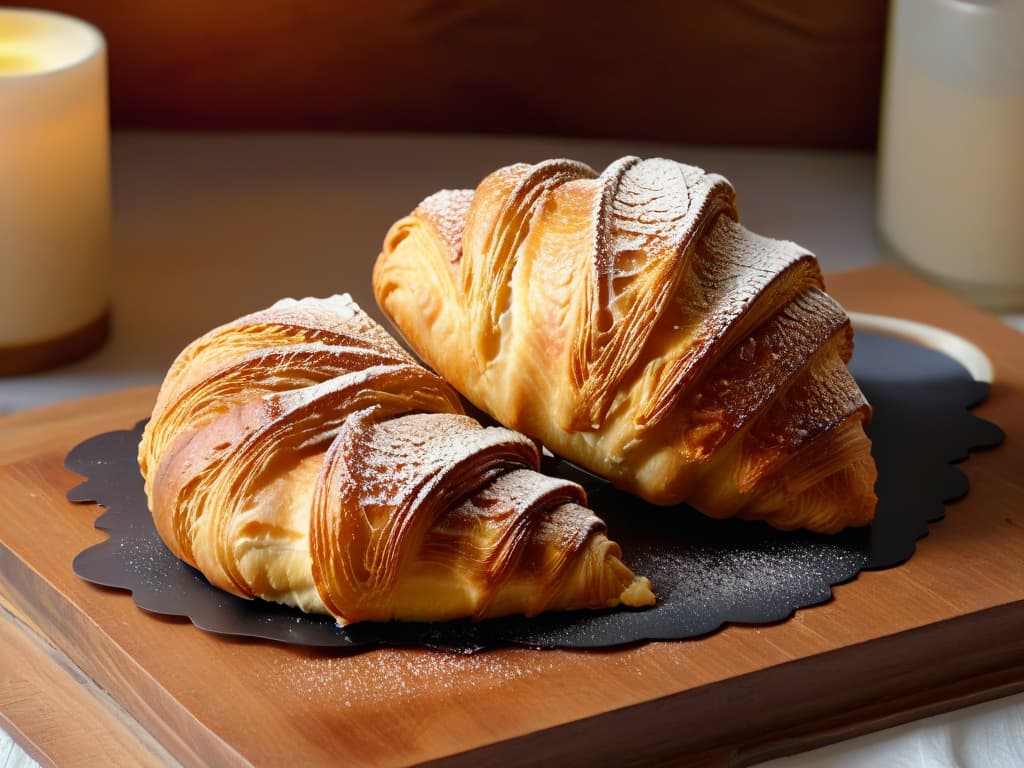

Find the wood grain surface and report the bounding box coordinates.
[18,1,886,148]
[0,600,175,768]
[1,266,1022,767]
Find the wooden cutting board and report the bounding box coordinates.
[2,266,1023,767]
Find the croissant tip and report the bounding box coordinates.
[619,576,657,608]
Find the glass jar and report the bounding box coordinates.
[877,0,1024,311]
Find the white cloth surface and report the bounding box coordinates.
[0,733,38,768]
[761,692,1024,767]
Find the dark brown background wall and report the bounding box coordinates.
[25,1,889,148]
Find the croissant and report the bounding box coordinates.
[374,157,878,533]
[137,294,653,625]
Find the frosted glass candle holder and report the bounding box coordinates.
[878,0,1024,311]
[0,8,111,375]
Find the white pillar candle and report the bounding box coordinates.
[0,8,110,373]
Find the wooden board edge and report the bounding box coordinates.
[0,543,245,768]
[728,667,1024,767]
[0,600,179,768]
[0,714,54,768]
[423,601,1024,767]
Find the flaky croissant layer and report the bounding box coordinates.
[374,157,878,533]
[138,294,653,624]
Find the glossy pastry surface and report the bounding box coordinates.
[139,294,653,624]
[374,157,877,533]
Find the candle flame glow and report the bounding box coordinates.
[0,11,103,78]
[0,48,38,75]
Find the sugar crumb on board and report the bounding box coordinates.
[256,637,703,714]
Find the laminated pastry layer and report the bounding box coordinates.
[375,157,878,533]
[139,294,654,624]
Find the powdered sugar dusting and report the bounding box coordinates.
[416,189,474,259]
[267,642,681,707]
[273,647,559,704]
[576,157,738,424]
[344,413,538,511]
[468,467,582,509]
[270,294,359,319]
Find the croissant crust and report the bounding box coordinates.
[374,157,878,533]
[139,294,653,624]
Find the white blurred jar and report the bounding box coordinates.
[0,9,111,375]
[878,0,1024,311]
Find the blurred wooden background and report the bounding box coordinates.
[23,1,888,148]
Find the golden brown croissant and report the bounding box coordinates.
[374,157,878,533]
[138,294,653,624]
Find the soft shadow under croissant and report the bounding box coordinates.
[374,157,878,534]
[138,294,653,625]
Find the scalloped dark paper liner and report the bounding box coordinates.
[68,332,1004,651]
